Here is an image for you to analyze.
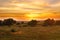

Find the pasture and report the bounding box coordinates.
[0,25,60,40]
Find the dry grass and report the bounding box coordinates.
[0,25,60,40]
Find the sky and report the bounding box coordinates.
[0,0,60,21]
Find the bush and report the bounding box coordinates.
[11,29,16,32]
[3,18,16,26]
[0,20,3,26]
[55,20,60,25]
[43,18,55,26]
[28,20,37,26]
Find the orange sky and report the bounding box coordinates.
[0,13,60,21]
[0,0,60,21]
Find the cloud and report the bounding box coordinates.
[46,0,60,4]
[0,0,60,20]
[0,0,60,14]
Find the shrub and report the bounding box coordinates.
[43,18,55,26]
[3,18,16,26]
[55,20,60,25]
[11,29,16,32]
[0,20,3,26]
[28,20,37,26]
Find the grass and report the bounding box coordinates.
[0,25,60,40]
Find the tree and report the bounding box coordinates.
[21,21,24,24]
[0,20,3,26]
[27,20,37,26]
[3,18,16,26]
[55,20,60,25]
[43,18,55,26]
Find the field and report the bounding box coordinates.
[0,25,60,40]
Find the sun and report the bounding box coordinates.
[26,13,39,20]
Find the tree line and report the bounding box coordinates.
[0,18,60,27]
[0,18,16,26]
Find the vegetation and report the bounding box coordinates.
[0,26,60,40]
[0,18,60,40]
[0,18,16,26]
[0,20,3,26]
[55,20,60,25]
[0,18,60,27]
[11,29,16,32]
[27,20,37,26]
[3,18,16,26]
[43,18,55,26]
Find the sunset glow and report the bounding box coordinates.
[25,13,40,20]
[0,0,60,21]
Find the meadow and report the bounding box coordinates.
[0,25,60,40]
[0,18,60,40]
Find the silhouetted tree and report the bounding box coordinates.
[0,20,3,26]
[3,18,16,26]
[16,22,21,27]
[51,19,55,25]
[43,18,55,26]
[55,20,60,25]
[21,21,24,24]
[16,22,21,25]
[28,20,37,26]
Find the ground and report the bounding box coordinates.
[0,25,60,40]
